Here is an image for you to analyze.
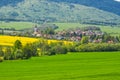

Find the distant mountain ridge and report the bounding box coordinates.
[0,0,120,25]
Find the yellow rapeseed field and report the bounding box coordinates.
[0,35,73,46]
[0,35,38,46]
[47,40,73,45]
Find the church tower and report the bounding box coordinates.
[34,25,38,35]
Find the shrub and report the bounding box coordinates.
[0,47,4,57]
[4,47,12,60]
[75,43,120,52]
[14,40,22,49]
[22,44,35,59]
[81,36,89,44]
[49,44,68,55]
[14,49,23,59]
[0,57,4,62]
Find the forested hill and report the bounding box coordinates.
[0,0,24,7]
[1,0,120,15]
[50,0,120,16]
[0,0,120,25]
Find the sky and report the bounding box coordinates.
[114,0,120,2]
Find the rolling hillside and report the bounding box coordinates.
[51,0,120,16]
[0,0,120,25]
[0,0,24,7]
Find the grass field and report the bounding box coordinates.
[0,52,120,80]
[0,22,38,30]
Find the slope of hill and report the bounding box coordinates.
[1,0,120,15]
[50,0,120,16]
[0,0,24,7]
[0,0,120,25]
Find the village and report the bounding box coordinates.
[1,24,118,43]
[32,25,105,43]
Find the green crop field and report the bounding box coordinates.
[0,52,120,80]
[0,21,38,30]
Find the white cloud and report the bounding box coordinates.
[114,0,120,2]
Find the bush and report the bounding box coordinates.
[14,40,22,49]
[14,49,23,59]
[4,47,12,60]
[81,36,89,44]
[0,57,4,62]
[23,44,35,59]
[49,44,68,55]
[0,47,4,57]
[75,43,120,52]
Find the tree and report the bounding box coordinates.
[14,40,22,49]
[22,43,37,59]
[35,40,50,56]
[81,36,89,44]
[4,47,12,60]
[0,47,4,62]
[116,36,120,42]
[0,47,4,57]
[13,40,23,59]
[0,57,4,62]
[49,44,68,55]
[14,49,23,59]
[1,29,4,34]
[27,43,37,56]
[42,28,55,35]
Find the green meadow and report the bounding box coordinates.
[0,52,120,80]
[0,22,37,30]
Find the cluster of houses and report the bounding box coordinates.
[57,29,104,42]
[32,25,104,42]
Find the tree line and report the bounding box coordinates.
[0,34,120,62]
[0,39,68,62]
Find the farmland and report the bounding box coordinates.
[0,52,120,80]
[0,35,73,46]
[0,0,120,80]
[0,23,120,80]
[0,22,38,30]
[0,35,38,46]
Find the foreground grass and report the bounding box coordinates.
[0,52,120,80]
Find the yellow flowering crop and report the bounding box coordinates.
[47,40,73,45]
[0,35,38,46]
[0,35,73,46]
